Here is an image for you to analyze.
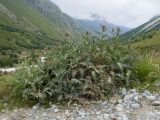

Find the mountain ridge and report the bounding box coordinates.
[121,15,160,42]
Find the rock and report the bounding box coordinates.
[124,94,134,102]
[134,96,139,101]
[32,105,38,110]
[53,108,59,113]
[42,112,47,117]
[1,118,7,120]
[27,113,32,117]
[35,116,40,119]
[0,89,159,120]
[13,109,18,112]
[78,111,86,116]
[96,111,101,115]
[65,110,70,117]
[103,114,109,119]
[122,88,127,96]
[56,116,61,119]
[118,99,123,104]
[142,90,150,97]
[130,89,136,93]
[22,114,26,118]
[151,101,160,106]
[116,104,123,112]
[146,96,156,101]
[130,103,141,109]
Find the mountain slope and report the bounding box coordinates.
[0,0,83,41]
[121,15,160,42]
[0,0,131,51]
[130,30,160,51]
[0,0,84,67]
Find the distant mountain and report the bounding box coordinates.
[121,15,160,41]
[78,19,130,34]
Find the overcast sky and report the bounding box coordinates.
[51,0,160,28]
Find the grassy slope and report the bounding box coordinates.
[130,30,160,51]
[121,16,160,42]
[0,0,62,52]
[0,0,61,38]
[0,0,83,67]
[129,30,160,65]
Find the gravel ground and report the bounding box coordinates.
[0,89,160,120]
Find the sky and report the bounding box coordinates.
[51,0,160,28]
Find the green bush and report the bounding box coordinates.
[0,56,14,67]
[11,27,135,104]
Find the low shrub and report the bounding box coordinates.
[11,27,136,104]
[0,56,14,67]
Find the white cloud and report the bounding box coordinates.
[51,0,160,28]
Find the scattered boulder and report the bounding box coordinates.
[151,101,160,106]
[130,103,141,109]
[146,96,156,101]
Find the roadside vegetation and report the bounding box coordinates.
[0,26,160,111]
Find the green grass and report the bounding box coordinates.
[0,0,60,38]
[0,0,83,66]
[130,31,160,51]
[0,74,34,111]
[0,0,82,41]
[0,75,11,98]
[0,25,61,67]
[0,74,9,111]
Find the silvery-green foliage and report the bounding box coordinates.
[11,26,135,104]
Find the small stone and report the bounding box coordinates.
[96,111,101,115]
[130,89,136,93]
[124,94,134,102]
[116,107,123,112]
[118,99,123,104]
[101,101,108,106]
[35,116,40,119]
[103,114,109,118]
[70,118,74,120]
[116,105,123,112]
[65,110,70,117]
[151,101,160,106]
[146,96,156,101]
[22,114,26,118]
[28,113,32,117]
[131,103,141,109]
[56,116,61,119]
[32,105,37,110]
[142,90,150,97]
[78,111,86,116]
[1,118,7,120]
[122,88,127,96]
[42,112,47,117]
[134,96,139,101]
[13,109,18,112]
[53,108,59,113]
[81,115,85,119]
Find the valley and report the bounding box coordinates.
[0,0,160,120]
